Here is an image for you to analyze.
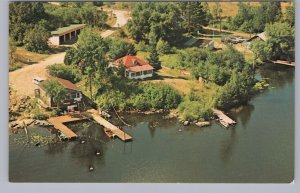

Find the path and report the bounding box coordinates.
[101,9,130,38]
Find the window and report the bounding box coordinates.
[136,72,141,76]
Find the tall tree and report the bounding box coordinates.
[24,24,50,53]
[285,3,295,27]
[127,2,182,44]
[212,2,223,32]
[9,2,48,45]
[64,28,109,100]
[265,22,294,60]
[178,2,210,34]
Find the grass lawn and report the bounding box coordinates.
[10,47,49,71]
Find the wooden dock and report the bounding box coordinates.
[48,114,87,139]
[87,109,133,142]
[212,108,236,128]
[269,60,295,67]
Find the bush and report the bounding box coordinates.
[47,64,82,83]
[107,38,136,60]
[135,41,149,52]
[96,90,127,111]
[131,83,182,110]
[156,38,172,54]
[178,100,212,121]
[32,111,49,120]
[24,24,50,53]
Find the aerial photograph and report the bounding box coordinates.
[8,1,295,183]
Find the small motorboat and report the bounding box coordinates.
[96,151,101,156]
[103,128,114,138]
[89,166,94,171]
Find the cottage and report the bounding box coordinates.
[244,32,268,49]
[49,24,86,46]
[34,77,82,111]
[111,55,154,79]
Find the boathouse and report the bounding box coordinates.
[34,77,82,111]
[111,55,154,79]
[49,24,86,45]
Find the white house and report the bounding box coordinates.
[112,55,154,79]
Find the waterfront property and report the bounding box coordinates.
[244,31,267,48]
[49,24,86,45]
[111,55,154,79]
[34,77,83,111]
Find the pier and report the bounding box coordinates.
[48,114,87,139]
[87,109,133,142]
[212,108,236,128]
[269,60,295,67]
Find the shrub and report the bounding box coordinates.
[131,83,182,110]
[24,24,50,53]
[47,64,82,83]
[178,100,212,121]
[156,38,172,54]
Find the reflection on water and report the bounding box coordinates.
[9,65,294,183]
[220,128,237,164]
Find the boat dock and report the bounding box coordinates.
[87,109,133,142]
[269,60,295,67]
[48,114,87,139]
[212,108,236,128]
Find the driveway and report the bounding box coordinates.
[9,9,130,98]
[9,52,66,97]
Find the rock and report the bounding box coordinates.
[195,121,210,127]
[183,121,190,126]
[21,119,35,126]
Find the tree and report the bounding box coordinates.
[178,2,210,34]
[107,38,136,60]
[43,79,67,108]
[156,38,172,54]
[148,46,161,71]
[261,2,281,24]
[250,41,270,63]
[9,2,49,45]
[212,3,223,32]
[64,28,109,100]
[265,22,294,60]
[285,3,295,27]
[24,24,50,53]
[127,2,182,44]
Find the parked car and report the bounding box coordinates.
[32,77,45,85]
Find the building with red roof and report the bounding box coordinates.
[34,77,82,111]
[111,55,154,79]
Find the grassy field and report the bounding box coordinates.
[207,2,293,17]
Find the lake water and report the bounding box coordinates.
[9,64,294,183]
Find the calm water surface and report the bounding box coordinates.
[9,65,294,183]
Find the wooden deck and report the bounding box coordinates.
[212,108,236,128]
[48,114,87,139]
[87,109,133,142]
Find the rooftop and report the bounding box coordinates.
[113,55,151,69]
[39,77,80,92]
[51,24,86,36]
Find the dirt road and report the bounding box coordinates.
[9,9,130,98]
[9,52,66,97]
[101,9,130,38]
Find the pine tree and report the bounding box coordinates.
[148,45,161,71]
